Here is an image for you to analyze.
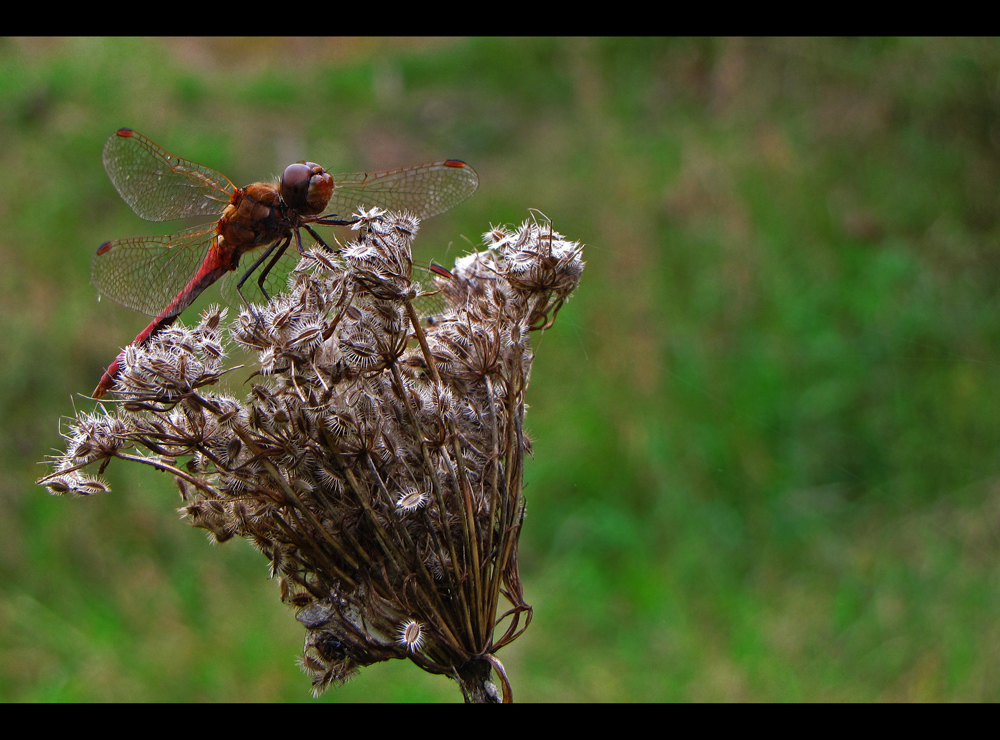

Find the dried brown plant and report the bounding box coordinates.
[38,209,585,702]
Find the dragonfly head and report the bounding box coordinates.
[280,161,333,216]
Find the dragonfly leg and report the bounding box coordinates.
[254,235,293,304]
[315,215,358,227]
[235,235,291,330]
[301,223,337,253]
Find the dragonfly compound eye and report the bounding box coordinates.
[281,162,332,216]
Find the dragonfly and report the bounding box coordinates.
[90,128,478,398]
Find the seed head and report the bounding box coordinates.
[395,486,429,514]
[38,208,585,701]
[397,619,425,652]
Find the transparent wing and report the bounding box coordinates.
[325,160,479,221]
[103,128,236,222]
[91,225,220,318]
[411,264,451,320]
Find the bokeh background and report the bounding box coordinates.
[2,37,1000,702]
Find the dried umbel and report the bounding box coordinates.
[39,209,584,702]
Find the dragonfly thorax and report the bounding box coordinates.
[217,182,289,257]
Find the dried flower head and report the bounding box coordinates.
[38,209,584,702]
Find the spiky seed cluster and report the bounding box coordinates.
[38,208,584,700]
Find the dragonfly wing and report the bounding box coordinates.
[325,160,479,221]
[410,264,452,321]
[92,225,221,318]
[103,129,236,222]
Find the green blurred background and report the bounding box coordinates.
[2,37,1000,702]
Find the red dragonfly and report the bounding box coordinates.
[90,128,478,398]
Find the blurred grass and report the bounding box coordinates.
[2,36,1000,701]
